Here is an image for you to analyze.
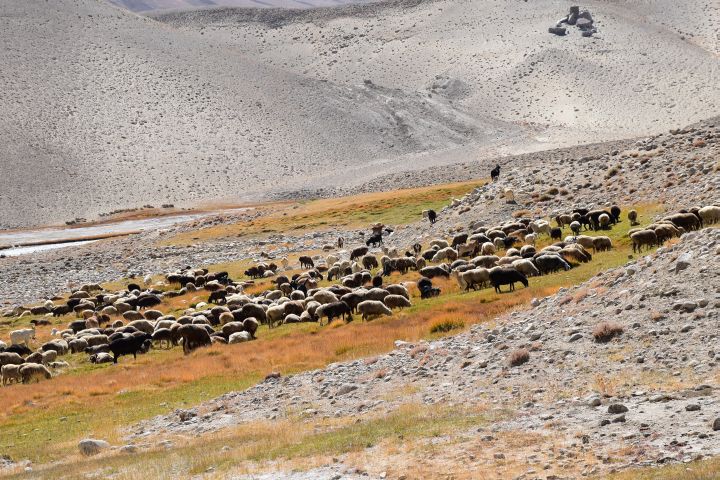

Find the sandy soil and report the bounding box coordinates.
[1,0,718,229]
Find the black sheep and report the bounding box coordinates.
[366,233,383,247]
[350,247,369,261]
[299,256,315,269]
[427,209,437,224]
[489,268,529,293]
[127,283,141,292]
[417,277,440,299]
[136,294,162,309]
[109,333,152,363]
[208,290,227,305]
[550,227,562,240]
[318,301,353,324]
[490,164,501,181]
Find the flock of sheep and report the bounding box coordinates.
[1,203,718,387]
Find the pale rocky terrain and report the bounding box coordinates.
[1,0,718,228]
[132,226,720,478]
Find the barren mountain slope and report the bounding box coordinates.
[108,0,379,13]
[1,0,718,228]
[0,0,509,228]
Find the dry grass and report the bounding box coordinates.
[163,180,485,246]
[429,318,464,334]
[592,321,624,343]
[508,348,530,367]
[600,457,720,480]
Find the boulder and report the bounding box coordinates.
[78,439,110,456]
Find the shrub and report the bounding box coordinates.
[509,348,530,367]
[605,165,621,178]
[429,318,464,334]
[538,194,553,202]
[546,187,559,195]
[692,138,706,148]
[512,209,531,218]
[592,322,624,343]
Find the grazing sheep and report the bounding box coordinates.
[429,239,450,249]
[451,268,490,291]
[20,363,52,383]
[10,328,35,346]
[431,247,458,263]
[534,254,571,274]
[90,352,114,364]
[41,350,58,365]
[511,259,540,277]
[610,205,621,223]
[488,268,529,293]
[357,300,393,321]
[471,255,499,269]
[451,234,468,248]
[361,254,379,270]
[152,328,175,349]
[569,221,581,236]
[385,284,410,300]
[350,247,369,261]
[457,242,478,258]
[630,230,658,253]
[243,318,259,338]
[1,364,21,386]
[316,301,353,325]
[664,212,701,231]
[628,209,639,226]
[524,233,537,246]
[592,236,613,253]
[265,305,285,329]
[417,277,440,299]
[109,334,152,363]
[383,295,412,309]
[490,164,500,181]
[492,237,505,251]
[555,214,572,228]
[84,334,109,347]
[480,242,496,255]
[313,290,340,305]
[229,331,252,344]
[699,205,720,225]
[178,324,212,355]
[365,233,383,247]
[69,338,89,354]
[126,320,154,335]
[559,245,592,265]
[0,352,24,367]
[598,213,611,230]
[419,265,450,279]
[298,256,315,269]
[41,339,69,355]
[569,235,595,252]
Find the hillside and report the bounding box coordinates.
[1,0,718,228]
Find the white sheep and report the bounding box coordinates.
[451,268,490,291]
[493,237,505,251]
[10,327,35,346]
[431,247,458,263]
[511,259,540,277]
[1,364,21,386]
[357,300,392,321]
[383,295,412,309]
[529,220,551,236]
[525,233,536,246]
[480,242,496,255]
[699,205,720,225]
